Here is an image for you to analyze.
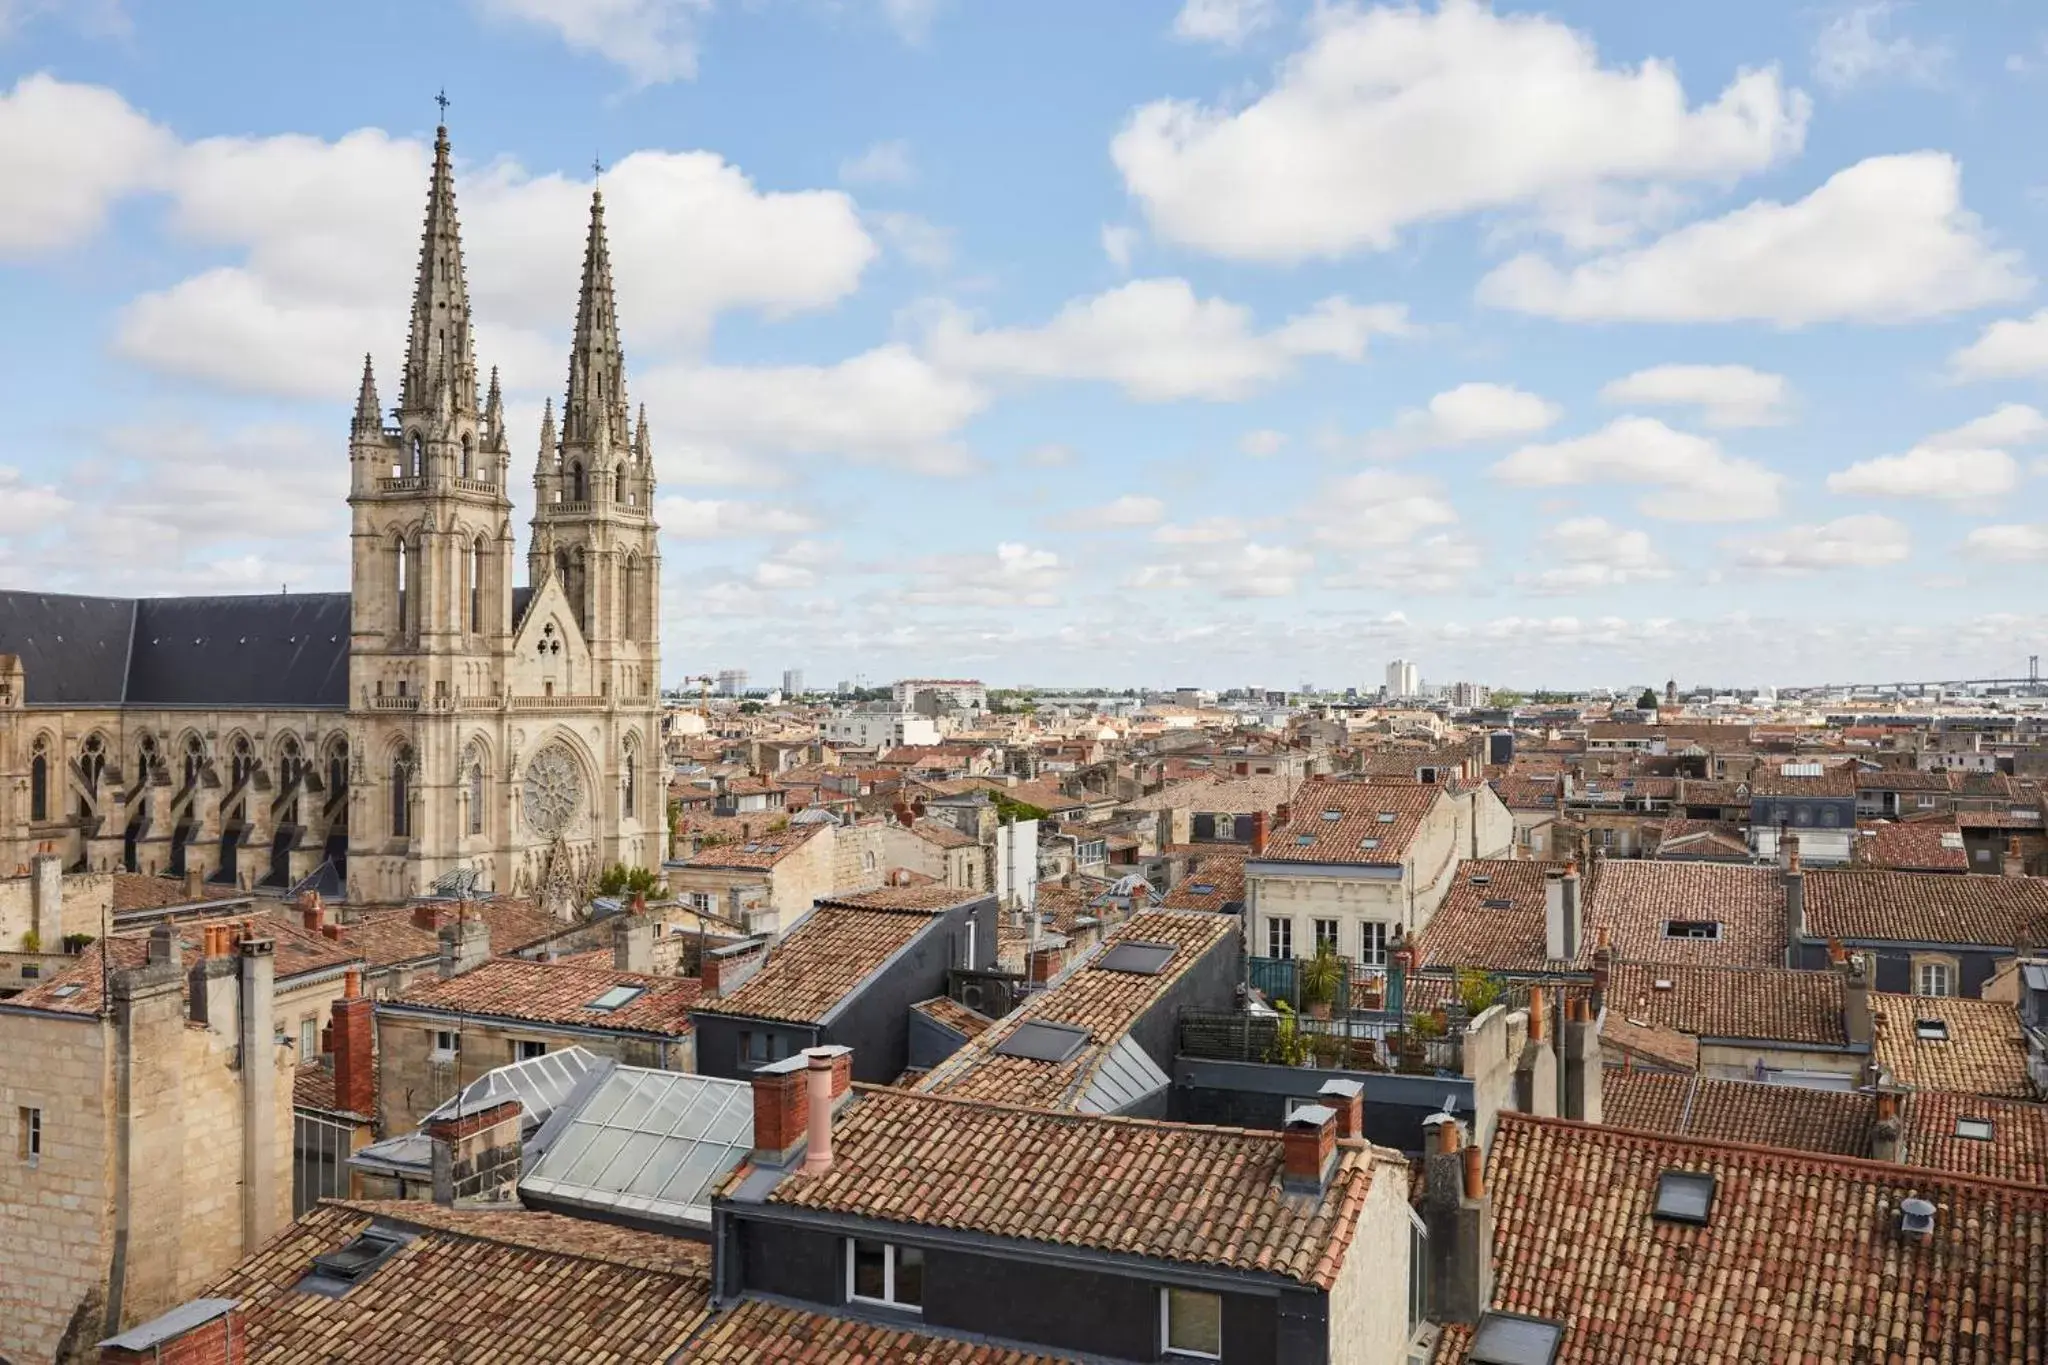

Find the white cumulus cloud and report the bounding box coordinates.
[1297,469,1460,546]
[924,278,1407,402]
[1961,524,2048,563]
[655,497,820,538]
[1599,364,1791,428]
[1812,2,1949,94]
[1523,516,1671,594]
[1826,404,2046,502]
[1114,0,1808,261]
[1362,382,1561,457]
[840,139,916,186]
[1069,495,1167,530]
[1171,0,1276,47]
[0,74,174,257]
[471,0,711,85]
[1724,513,1910,572]
[1949,307,2048,381]
[1491,417,1782,521]
[1480,153,2027,325]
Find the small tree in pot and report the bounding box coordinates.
[1299,944,1343,1021]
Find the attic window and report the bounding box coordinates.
[1652,979,1674,991]
[1320,809,1342,821]
[1662,920,1720,940]
[51,984,82,999]
[1652,1170,1716,1226]
[1295,834,1315,846]
[1098,941,1177,976]
[1359,838,1380,850]
[1187,882,1216,895]
[1376,811,1398,823]
[1467,1311,1564,1365]
[994,1020,1090,1064]
[586,985,646,1012]
[1914,1019,1949,1042]
[303,1227,408,1293]
[1469,874,1491,887]
[1955,1117,1994,1141]
[1483,898,1514,910]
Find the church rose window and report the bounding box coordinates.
[522,743,583,839]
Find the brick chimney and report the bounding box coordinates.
[1250,811,1269,857]
[2004,836,2026,878]
[425,1097,524,1206]
[750,1045,852,1169]
[188,923,239,1029]
[298,890,325,936]
[98,1299,243,1364]
[1421,1114,1492,1325]
[331,968,375,1118]
[1281,1103,1338,1196]
[1870,1089,1904,1163]
[1318,1078,1364,1140]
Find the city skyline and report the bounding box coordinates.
[3,1,2048,687]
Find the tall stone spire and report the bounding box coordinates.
[398,123,477,420]
[352,354,381,436]
[559,187,627,451]
[483,366,506,452]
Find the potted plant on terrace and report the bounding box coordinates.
[1299,944,1342,1021]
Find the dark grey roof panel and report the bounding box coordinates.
[127,594,351,707]
[0,591,136,705]
[513,586,535,630]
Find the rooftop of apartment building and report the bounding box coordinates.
[1604,961,1849,1047]
[386,958,702,1037]
[1804,868,2048,946]
[1255,776,1448,867]
[1869,992,2035,1099]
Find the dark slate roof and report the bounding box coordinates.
[0,590,351,708]
[513,586,536,631]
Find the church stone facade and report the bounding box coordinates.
[0,124,663,909]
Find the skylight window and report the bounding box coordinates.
[1187,882,1216,895]
[1470,874,1491,886]
[1359,838,1380,850]
[1295,834,1315,845]
[1662,920,1721,940]
[1483,898,1514,910]
[1652,1170,1716,1226]
[1467,1311,1564,1365]
[1914,1019,1949,1042]
[1097,941,1176,976]
[1955,1117,1994,1141]
[586,985,646,1012]
[50,985,82,999]
[993,1020,1090,1063]
[1320,809,1342,821]
[1376,811,1398,823]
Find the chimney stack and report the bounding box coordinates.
[612,911,653,975]
[184,865,204,901]
[1281,1104,1338,1196]
[28,852,61,953]
[438,907,490,980]
[1542,870,1572,961]
[1871,1090,1904,1164]
[1318,1078,1364,1140]
[1515,986,1558,1117]
[425,1098,524,1206]
[2004,836,2026,878]
[331,967,375,1118]
[1782,840,1805,967]
[238,936,279,1254]
[802,1046,840,1175]
[299,890,325,936]
[1561,996,1602,1123]
[1250,810,1269,857]
[1840,950,1873,1048]
[1421,1114,1492,1325]
[188,924,237,1029]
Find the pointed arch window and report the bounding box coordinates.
[79,734,106,817]
[464,745,486,836]
[570,462,588,503]
[460,434,473,480]
[326,738,350,819]
[278,736,303,826]
[614,463,627,504]
[392,746,415,839]
[409,433,424,479]
[468,538,484,634]
[29,737,48,823]
[396,536,412,635]
[623,748,637,820]
[182,735,205,792]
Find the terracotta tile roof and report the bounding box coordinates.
[1804,869,2048,946]
[340,898,562,968]
[1487,775,1562,810]
[9,937,147,1014]
[1258,776,1443,866]
[204,1200,710,1361]
[1749,764,1858,796]
[388,958,700,1037]
[1871,993,2035,1099]
[1414,859,1572,971]
[1649,818,1749,860]
[1902,1090,2048,1185]
[1852,819,1971,871]
[1853,767,1955,792]
[683,821,824,870]
[910,818,980,849]
[110,873,247,914]
[680,1299,1064,1363]
[1119,773,1297,814]
[1584,862,1786,969]
[757,1086,1390,1288]
[1157,853,1246,911]
[1603,1071,1875,1156]
[1956,809,2045,829]
[1607,962,1847,1045]
[291,1058,381,1118]
[1597,1015,1699,1071]
[912,995,995,1039]
[917,909,1235,1108]
[1468,1112,2048,1363]
[815,883,983,913]
[694,899,953,1024]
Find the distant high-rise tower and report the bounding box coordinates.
[1384,659,1420,700]
[717,669,748,697]
[783,669,804,698]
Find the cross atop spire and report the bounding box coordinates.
[436,88,451,122]
[398,121,477,421]
[559,185,627,452]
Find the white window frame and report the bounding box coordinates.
[1312,918,1340,955]
[431,1029,460,1062]
[513,1038,548,1062]
[1160,1285,1223,1359]
[1916,960,1954,998]
[299,1017,318,1057]
[1266,916,1293,960]
[1359,921,1390,968]
[845,1237,923,1313]
[19,1106,41,1165]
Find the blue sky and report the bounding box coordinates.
[4,0,2048,691]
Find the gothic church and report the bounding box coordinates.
[0,123,664,907]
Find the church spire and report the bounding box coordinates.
[352,354,381,436]
[483,366,506,451]
[560,187,627,451]
[398,122,477,420]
